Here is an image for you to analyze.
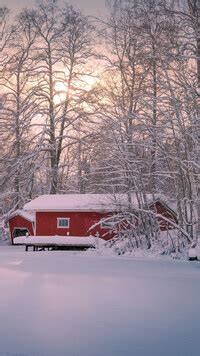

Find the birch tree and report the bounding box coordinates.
[92,0,180,249]
[0,9,38,210]
[28,0,94,194]
[163,0,200,239]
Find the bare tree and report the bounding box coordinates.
[163,0,200,239]
[91,0,182,249]
[28,0,94,194]
[0,9,38,209]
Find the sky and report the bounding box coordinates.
[4,0,106,16]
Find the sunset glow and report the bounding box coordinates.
[54,73,99,104]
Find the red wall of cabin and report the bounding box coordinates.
[36,211,114,240]
[9,216,34,244]
[150,201,177,230]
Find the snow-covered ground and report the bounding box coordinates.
[0,245,199,356]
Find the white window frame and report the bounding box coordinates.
[101,221,115,229]
[57,218,70,229]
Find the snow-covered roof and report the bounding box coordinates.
[8,210,35,222]
[24,194,117,212]
[23,194,176,213]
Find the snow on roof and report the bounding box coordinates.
[9,210,35,222]
[23,194,176,213]
[24,194,116,212]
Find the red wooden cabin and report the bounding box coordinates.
[7,194,177,244]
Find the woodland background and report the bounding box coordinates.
[0,0,199,251]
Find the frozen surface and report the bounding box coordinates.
[0,246,199,356]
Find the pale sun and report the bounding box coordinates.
[54,74,98,104]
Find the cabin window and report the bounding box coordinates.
[101,221,115,229]
[57,218,70,228]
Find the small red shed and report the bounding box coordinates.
[8,210,35,244]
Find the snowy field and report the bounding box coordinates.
[0,246,200,356]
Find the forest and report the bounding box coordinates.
[0,0,199,252]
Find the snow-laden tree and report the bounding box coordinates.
[0,9,39,210]
[89,0,181,249]
[0,7,11,210]
[84,0,198,251]
[0,0,199,253]
[161,0,200,239]
[27,0,95,194]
